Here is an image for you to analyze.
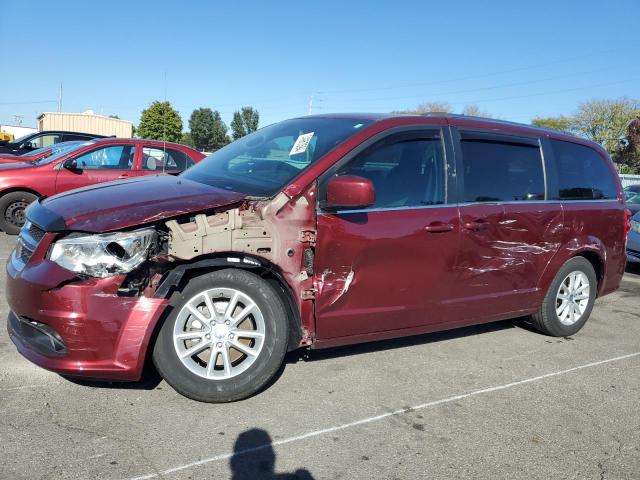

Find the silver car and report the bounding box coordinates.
[627,210,640,264]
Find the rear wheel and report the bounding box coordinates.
[530,257,597,336]
[0,191,37,235]
[152,268,289,402]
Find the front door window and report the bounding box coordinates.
[73,145,134,170]
[334,136,445,209]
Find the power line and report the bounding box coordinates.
[81,61,630,120]
[313,47,629,96]
[325,65,626,105]
[441,77,640,106]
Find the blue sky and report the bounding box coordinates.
[1,0,638,130]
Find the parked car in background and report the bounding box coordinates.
[0,141,85,164]
[627,210,640,264]
[0,138,205,234]
[5,114,629,403]
[0,130,106,155]
[624,184,640,214]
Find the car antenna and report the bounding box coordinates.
[162,69,167,174]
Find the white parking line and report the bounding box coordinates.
[127,351,640,480]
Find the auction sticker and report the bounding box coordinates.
[290,132,314,156]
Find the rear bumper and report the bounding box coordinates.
[6,255,169,381]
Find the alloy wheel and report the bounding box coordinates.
[173,288,266,380]
[555,271,590,326]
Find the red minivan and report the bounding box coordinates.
[6,114,629,402]
[0,138,205,234]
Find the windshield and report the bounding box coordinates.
[627,193,640,205]
[19,146,52,157]
[181,117,372,197]
[9,133,34,145]
[624,186,640,198]
[32,141,95,165]
[19,141,83,159]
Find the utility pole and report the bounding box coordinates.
[308,95,313,115]
[57,82,63,112]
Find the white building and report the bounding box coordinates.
[0,125,37,140]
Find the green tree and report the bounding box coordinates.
[210,110,231,151]
[462,104,493,118]
[572,97,640,154]
[230,107,260,140]
[181,132,195,148]
[613,116,640,173]
[394,101,452,115]
[188,108,217,150]
[137,101,183,142]
[531,116,574,133]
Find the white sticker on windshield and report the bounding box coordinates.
[289,132,314,156]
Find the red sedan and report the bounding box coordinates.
[0,138,205,234]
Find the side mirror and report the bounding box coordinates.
[324,175,375,210]
[63,158,79,171]
[21,143,35,151]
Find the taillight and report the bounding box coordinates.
[624,208,632,236]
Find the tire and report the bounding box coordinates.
[0,191,37,235]
[530,257,598,336]
[152,268,289,402]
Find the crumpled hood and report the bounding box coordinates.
[28,175,247,232]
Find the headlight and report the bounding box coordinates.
[632,220,640,234]
[48,228,157,278]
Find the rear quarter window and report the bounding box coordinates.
[460,136,545,202]
[550,139,617,200]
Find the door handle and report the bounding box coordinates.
[425,222,454,233]
[463,219,489,231]
[118,173,129,179]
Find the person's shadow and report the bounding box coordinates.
[230,429,314,480]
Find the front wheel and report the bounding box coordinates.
[152,268,290,402]
[530,257,597,336]
[0,191,37,235]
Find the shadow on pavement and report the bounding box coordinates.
[60,363,163,390]
[291,317,522,363]
[230,428,314,480]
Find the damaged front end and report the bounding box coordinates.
[6,183,319,381]
[116,183,319,349]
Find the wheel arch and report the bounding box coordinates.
[153,253,304,352]
[538,236,607,297]
[574,250,604,290]
[0,188,42,233]
[0,186,42,199]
